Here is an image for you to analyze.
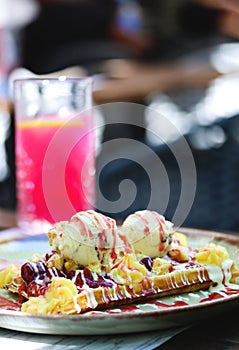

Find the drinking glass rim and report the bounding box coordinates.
[13,76,93,85]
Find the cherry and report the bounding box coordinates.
[140,257,153,271]
[21,262,36,284]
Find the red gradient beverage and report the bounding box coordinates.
[14,78,94,233]
[16,114,95,232]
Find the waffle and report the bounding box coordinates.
[74,267,213,314]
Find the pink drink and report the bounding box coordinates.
[16,113,95,232]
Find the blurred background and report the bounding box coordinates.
[1,0,239,231]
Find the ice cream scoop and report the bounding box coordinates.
[121,210,174,258]
[47,210,127,268]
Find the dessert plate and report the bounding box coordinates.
[0,228,239,335]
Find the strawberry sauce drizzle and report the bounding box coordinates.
[134,213,150,236]
[0,296,21,311]
[71,216,92,237]
[86,211,117,257]
[110,228,117,260]
[149,211,167,252]
[98,229,107,251]
[118,232,131,254]
[104,286,239,314]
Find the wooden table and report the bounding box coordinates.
[0,208,17,231]
[0,326,184,349]
[93,61,220,104]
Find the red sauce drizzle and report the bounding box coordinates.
[99,229,107,251]
[105,286,239,314]
[225,288,239,295]
[116,305,139,312]
[118,232,131,254]
[145,299,188,308]
[88,211,104,227]
[199,286,239,303]
[151,211,166,252]
[0,296,21,311]
[71,216,92,237]
[87,211,117,256]
[110,228,117,261]
[134,213,150,236]
[200,292,224,303]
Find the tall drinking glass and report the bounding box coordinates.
[14,77,95,234]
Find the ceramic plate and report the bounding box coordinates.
[0,228,239,335]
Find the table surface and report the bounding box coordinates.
[0,312,238,350]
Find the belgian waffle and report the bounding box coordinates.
[74,267,213,314]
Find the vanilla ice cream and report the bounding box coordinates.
[121,210,174,258]
[47,210,127,268]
